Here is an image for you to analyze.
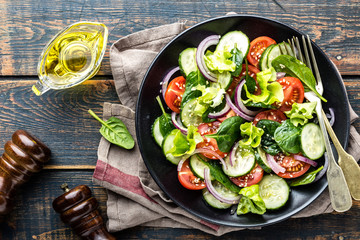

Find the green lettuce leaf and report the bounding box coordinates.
[193,84,225,116]
[243,67,284,105]
[166,127,203,157]
[204,49,236,73]
[240,122,264,148]
[237,184,266,215]
[285,102,317,126]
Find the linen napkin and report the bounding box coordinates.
[92,22,360,236]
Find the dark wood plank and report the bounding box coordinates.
[0,0,359,76]
[1,170,359,240]
[0,78,119,166]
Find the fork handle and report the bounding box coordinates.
[315,100,352,212]
[322,110,360,200]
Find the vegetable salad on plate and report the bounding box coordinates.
[151,31,329,216]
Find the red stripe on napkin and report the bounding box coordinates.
[200,220,220,231]
[94,160,156,203]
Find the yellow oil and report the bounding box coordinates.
[38,22,107,88]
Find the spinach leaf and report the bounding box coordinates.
[257,119,281,155]
[289,166,324,187]
[200,158,240,193]
[207,116,245,152]
[230,47,244,77]
[156,96,175,136]
[244,61,256,93]
[88,109,135,149]
[274,119,302,154]
[181,70,208,108]
[271,55,326,102]
[244,101,276,110]
[237,185,266,215]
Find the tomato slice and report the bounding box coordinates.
[253,109,287,126]
[276,77,305,112]
[164,76,186,113]
[178,159,206,190]
[227,64,261,96]
[247,36,276,68]
[275,154,311,179]
[196,121,228,159]
[230,164,264,187]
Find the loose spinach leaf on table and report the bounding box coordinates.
[274,119,302,154]
[271,55,326,102]
[207,116,245,152]
[256,119,281,155]
[88,109,135,149]
[180,69,208,108]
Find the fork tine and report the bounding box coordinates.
[288,38,297,59]
[302,35,313,72]
[306,35,322,84]
[293,37,305,63]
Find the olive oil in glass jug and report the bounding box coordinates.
[33,22,108,96]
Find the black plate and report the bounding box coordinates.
[135,15,350,227]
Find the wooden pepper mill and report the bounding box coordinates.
[53,184,116,240]
[0,130,51,222]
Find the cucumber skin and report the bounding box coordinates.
[178,48,197,77]
[161,130,182,165]
[259,174,290,210]
[259,44,275,71]
[151,117,163,147]
[300,123,325,160]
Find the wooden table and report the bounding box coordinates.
[0,0,359,239]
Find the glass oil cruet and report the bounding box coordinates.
[32,22,108,96]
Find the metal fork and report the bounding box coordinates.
[284,36,352,212]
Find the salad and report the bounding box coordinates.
[151,31,329,215]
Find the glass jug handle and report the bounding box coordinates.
[32,81,50,96]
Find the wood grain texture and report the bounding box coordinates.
[0,170,359,240]
[0,0,359,76]
[0,78,119,166]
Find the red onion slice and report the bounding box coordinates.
[326,108,335,127]
[171,112,188,134]
[294,154,318,167]
[177,158,187,172]
[204,167,241,204]
[208,102,231,119]
[225,93,254,121]
[161,66,180,100]
[276,72,286,79]
[229,141,240,167]
[266,153,285,174]
[196,35,220,82]
[234,80,261,116]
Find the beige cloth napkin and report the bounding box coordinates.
[92,22,360,236]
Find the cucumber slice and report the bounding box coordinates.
[259,174,290,210]
[152,117,164,147]
[222,145,255,177]
[259,44,275,71]
[300,123,325,160]
[267,44,281,68]
[179,48,197,76]
[255,146,272,173]
[161,129,182,165]
[216,31,250,57]
[202,181,238,209]
[189,155,208,180]
[181,98,203,127]
[217,71,232,90]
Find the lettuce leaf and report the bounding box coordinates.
[204,49,236,73]
[237,184,266,215]
[240,122,264,148]
[243,67,284,105]
[285,102,317,126]
[193,84,225,116]
[166,127,203,157]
